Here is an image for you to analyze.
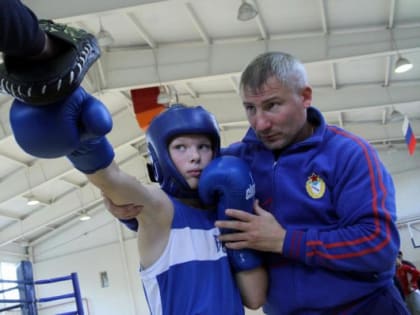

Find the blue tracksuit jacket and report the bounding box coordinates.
[223,106,407,315]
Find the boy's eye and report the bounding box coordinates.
[199,143,211,150]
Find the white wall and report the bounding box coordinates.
[398,225,420,267]
[383,153,420,267]
[0,243,27,263]
[34,241,147,315]
[393,169,420,220]
[395,165,420,267]
[30,214,148,315]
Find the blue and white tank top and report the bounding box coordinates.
[140,197,244,315]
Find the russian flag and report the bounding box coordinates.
[402,116,416,155]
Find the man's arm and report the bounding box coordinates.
[215,201,285,253]
[103,197,142,231]
[103,196,143,220]
[0,0,68,59]
[87,161,168,217]
[0,0,45,56]
[1,2,100,105]
[218,143,399,273]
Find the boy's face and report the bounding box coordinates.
[169,134,213,189]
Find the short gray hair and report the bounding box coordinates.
[240,52,308,94]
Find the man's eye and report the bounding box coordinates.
[245,105,256,113]
[266,102,281,111]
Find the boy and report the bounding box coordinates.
[9,87,267,314]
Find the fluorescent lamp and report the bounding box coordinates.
[97,29,114,47]
[237,0,258,21]
[96,17,114,47]
[27,198,40,206]
[394,57,413,73]
[79,213,91,221]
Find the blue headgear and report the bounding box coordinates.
[146,104,221,198]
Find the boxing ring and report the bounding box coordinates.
[0,261,84,315]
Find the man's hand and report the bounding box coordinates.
[215,200,286,253]
[103,196,143,220]
[103,196,142,232]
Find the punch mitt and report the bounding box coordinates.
[0,20,100,105]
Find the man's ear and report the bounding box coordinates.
[301,86,313,108]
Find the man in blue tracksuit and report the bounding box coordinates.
[105,51,409,314]
[216,51,409,314]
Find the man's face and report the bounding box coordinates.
[241,76,312,150]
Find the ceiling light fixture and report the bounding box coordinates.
[24,168,40,206]
[157,85,172,105]
[96,17,114,47]
[387,107,403,122]
[237,0,258,21]
[79,211,91,221]
[76,188,91,221]
[152,48,176,106]
[390,29,413,74]
[27,197,40,206]
[394,56,413,73]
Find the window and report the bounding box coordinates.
[0,262,19,304]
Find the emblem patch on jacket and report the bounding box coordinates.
[305,173,325,199]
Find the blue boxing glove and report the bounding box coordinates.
[199,156,262,272]
[9,86,114,174]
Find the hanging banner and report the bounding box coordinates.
[130,87,166,131]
